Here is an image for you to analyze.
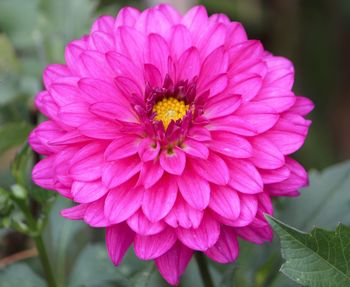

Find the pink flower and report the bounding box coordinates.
[29,4,314,285]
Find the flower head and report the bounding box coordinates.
[29,4,314,285]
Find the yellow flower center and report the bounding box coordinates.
[153,97,189,129]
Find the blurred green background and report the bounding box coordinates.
[0,0,349,286]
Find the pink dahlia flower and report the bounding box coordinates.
[29,4,314,285]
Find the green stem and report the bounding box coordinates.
[195,252,214,287]
[33,235,58,287]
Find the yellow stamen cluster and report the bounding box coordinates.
[153,97,189,129]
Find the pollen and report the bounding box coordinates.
[153,97,189,129]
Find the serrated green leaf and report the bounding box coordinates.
[0,263,45,287]
[68,244,129,287]
[267,215,350,287]
[0,122,32,155]
[280,161,350,230]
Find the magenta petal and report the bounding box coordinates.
[165,197,203,229]
[134,227,177,260]
[105,182,144,224]
[168,24,192,59]
[61,204,87,220]
[138,161,164,188]
[209,185,240,220]
[227,159,263,194]
[155,242,193,286]
[190,153,229,185]
[250,136,285,169]
[138,138,160,162]
[260,166,291,184]
[209,131,252,158]
[142,175,177,222]
[205,226,239,263]
[127,209,166,236]
[90,101,139,124]
[71,180,108,203]
[235,221,273,244]
[177,214,220,251]
[182,139,209,159]
[144,33,169,77]
[177,166,210,210]
[102,156,142,188]
[105,136,140,161]
[84,197,110,227]
[160,147,186,175]
[230,194,258,227]
[106,223,134,266]
[204,94,241,119]
[176,47,201,82]
[32,157,56,190]
[289,96,315,116]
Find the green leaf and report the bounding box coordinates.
[267,215,350,287]
[0,263,45,287]
[0,34,19,74]
[43,197,90,287]
[0,122,32,155]
[0,0,39,49]
[68,244,129,287]
[280,161,350,230]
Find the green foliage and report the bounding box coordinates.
[267,216,350,287]
[280,161,350,230]
[68,244,129,287]
[0,263,46,287]
[0,122,32,155]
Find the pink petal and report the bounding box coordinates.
[235,221,273,244]
[138,138,160,162]
[168,24,192,59]
[59,102,94,127]
[115,7,141,27]
[263,55,294,90]
[230,74,262,102]
[259,166,291,184]
[115,26,146,64]
[105,181,144,224]
[160,147,186,175]
[206,116,258,136]
[205,226,239,263]
[134,227,177,260]
[217,194,258,227]
[209,185,240,220]
[177,214,220,251]
[225,22,247,49]
[142,175,177,222]
[204,94,241,119]
[89,31,115,53]
[78,119,121,139]
[176,47,201,82]
[60,204,87,220]
[102,156,142,188]
[84,196,110,227]
[177,165,210,210]
[106,223,134,266]
[165,196,204,229]
[190,153,229,185]
[157,4,181,25]
[91,15,114,34]
[209,131,252,158]
[181,6,208,35]
[227,159,263,194]
[90,101,139,124]
[71,180,108,203]
[105,136,140,161]
[144,33,169,78]
[187,127,212,141]
[138,160,164,188]
[155,242,193,286]
[144,63,162,87]
[288,96,314,116]
[43,64,71,89]
[79,51,114,79]
[250,136,285,169]
[181,139,209,159]
[127,209,166,236]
